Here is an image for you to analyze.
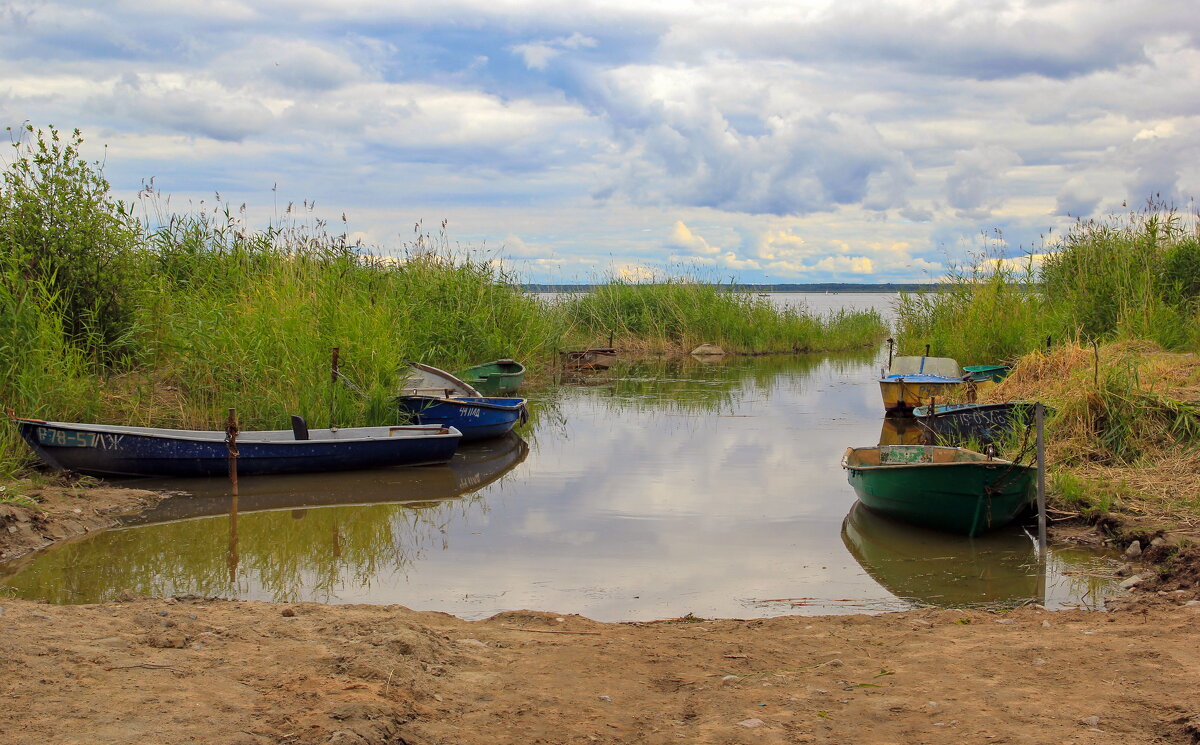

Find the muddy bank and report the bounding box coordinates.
[0,482,164,562]
[2,594,1199,745]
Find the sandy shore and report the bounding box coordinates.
[3,595,1199,745]
[2,486,1198,744]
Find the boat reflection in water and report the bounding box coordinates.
[841,501,1041,608]
[0,435,529,605]
[876,417,928,447]
[123,433,529,526]
[841,502,1116,610]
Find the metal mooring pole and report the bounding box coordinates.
[1035,402,1047,558]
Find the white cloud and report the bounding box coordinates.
[945,145,1023,218]
[665,221,719,255]
[511,32,597,70]
[499,234,555,259]
[2,0,1196,284]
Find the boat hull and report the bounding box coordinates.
[963,364,1012,383]
[455,360,526,396]
[878,377,964,415]
[17,420,462,478]
[913,402,1039,445]
[563,348,617,370]
[397,396,527,442]
[843,452,1035,537]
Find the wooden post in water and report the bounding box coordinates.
[225,407,241,582]
[886,338,894,369]
[1035,401,1047,558]
[225,407,239,498]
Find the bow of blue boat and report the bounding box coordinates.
[396,396,528,442]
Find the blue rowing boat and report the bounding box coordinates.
[14,417,462,478]
[912,402,1042,445]
[396,396,527,442]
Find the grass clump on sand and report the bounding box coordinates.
[562,277,887,354]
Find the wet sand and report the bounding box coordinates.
[2,486,1199,744]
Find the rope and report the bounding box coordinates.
[984,413,1037,496]
[334,369,367,397]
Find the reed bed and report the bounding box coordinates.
[562,278,886,354]
[895,203,1200,364]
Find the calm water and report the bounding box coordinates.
[0,336,1116,620]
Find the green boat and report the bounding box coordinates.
[454,359,526,396]
[841,445,1036,537]
[963,364,1012,383]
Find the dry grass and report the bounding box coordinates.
[981,342,1200,527]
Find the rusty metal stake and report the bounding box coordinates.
[1035,401,1047,558]
[225,407,239,498]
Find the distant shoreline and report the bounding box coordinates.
[523,283,948,293]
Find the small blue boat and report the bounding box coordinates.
[14,418,462,478]
[912,402,1043,445]
[396,396,527,442]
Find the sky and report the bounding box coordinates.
[1,0,1198,284]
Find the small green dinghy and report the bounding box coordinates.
[454,359,526,396]
[841,445,1036,537]
[963,364,1012,382]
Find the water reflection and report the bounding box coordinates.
[0,436,528,604]
[841,501,1041,607]
[123,434,529,525]
[877,416,927,446]
[841,502,1111,610]
[1,340,1118,619]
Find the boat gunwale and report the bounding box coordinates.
[16,419,462,445]
[459,359,526,375]
[402,361,482,398]
[840,446,1029,472]
[396,395,528,412]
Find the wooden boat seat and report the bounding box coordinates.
[291,415,309,441]
[879,445,933,464]
[845,445,993,468]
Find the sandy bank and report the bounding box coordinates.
[2,593,1199,745]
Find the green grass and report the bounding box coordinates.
[562,277,887,354]
[895,203,1200,363]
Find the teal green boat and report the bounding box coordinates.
[963,364,1012,382]
[841,445,1036,537]
[454,359,526,396]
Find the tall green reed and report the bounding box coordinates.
[895,203,1200,362]
[894,249,1050,363]
[127,212,568,430]
[562,277,886,353]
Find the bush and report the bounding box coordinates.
[0,126,142,357]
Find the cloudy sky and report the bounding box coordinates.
[2,0,1197,283]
